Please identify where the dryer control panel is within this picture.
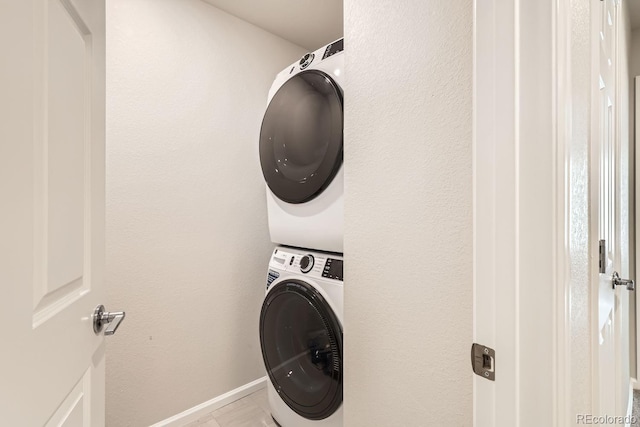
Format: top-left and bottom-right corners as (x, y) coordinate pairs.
(322, 38), (344, 60)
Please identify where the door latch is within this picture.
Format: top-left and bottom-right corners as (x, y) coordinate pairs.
(471, 343), (495, 381)
(93, 305), (126, 336)
(612, 271), (635, 291)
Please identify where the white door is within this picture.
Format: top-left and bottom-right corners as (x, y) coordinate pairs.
(592, 0), (631, 418)
(0, 0), (107, 425)
(474, 0), (633, 425)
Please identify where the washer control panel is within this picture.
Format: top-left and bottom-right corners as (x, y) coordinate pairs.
(269, 247), (343, 282)
(322, 258), (343, 281)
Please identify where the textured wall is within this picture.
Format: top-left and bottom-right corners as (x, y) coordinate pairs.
(105, 1), (305, 425)
(343, 1), (473, 425)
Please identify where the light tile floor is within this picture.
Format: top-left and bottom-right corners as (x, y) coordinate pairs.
(183, 388), (277, 427)
(633, 390), (640, 427)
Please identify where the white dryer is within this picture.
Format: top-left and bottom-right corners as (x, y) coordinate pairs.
(259, 39), (344, 253)
(259, 246), (343, 427)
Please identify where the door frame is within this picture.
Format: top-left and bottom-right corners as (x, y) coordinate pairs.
(636, 75), (640, 390)
(473, 0), (572, 424)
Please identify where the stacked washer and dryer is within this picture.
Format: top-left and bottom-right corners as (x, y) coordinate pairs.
(258, 38), (345, 427)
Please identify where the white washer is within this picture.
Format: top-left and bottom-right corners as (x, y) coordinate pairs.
(259, 39), (344, 253)
(259, 246), (343, 427)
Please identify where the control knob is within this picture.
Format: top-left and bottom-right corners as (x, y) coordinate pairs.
(300, 255), (314, 273)
(299, 53), (314, 69)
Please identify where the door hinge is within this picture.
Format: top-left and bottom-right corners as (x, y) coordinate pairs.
(599, 239), (606, 274)
(471, 343), (495, 381)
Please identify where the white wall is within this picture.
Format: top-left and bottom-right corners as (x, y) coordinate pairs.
(105, 1), (306, 425)
(343, 1), (473, 425)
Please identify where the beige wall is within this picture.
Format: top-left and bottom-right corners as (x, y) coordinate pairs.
(105, 1), (305, 425)
(343, 0), (473, 425)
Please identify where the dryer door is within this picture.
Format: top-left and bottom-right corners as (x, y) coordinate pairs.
(259, 279), (342, 420)
(259, 70), (343, 204)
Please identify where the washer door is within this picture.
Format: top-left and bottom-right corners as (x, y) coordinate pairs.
(259, 280), (342, 420)
(259, 70), (343, 204)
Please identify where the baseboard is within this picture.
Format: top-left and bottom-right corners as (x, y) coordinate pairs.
(149, 377), (267, 427)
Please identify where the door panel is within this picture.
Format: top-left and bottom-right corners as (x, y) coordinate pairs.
(33, 0), (94, 327)
(41, 0), (89, 303)
(593, 0), (630, 418)
(45, 371), (90, 427)
(595, 0), (616, 415)
(0, 0), (106, 424)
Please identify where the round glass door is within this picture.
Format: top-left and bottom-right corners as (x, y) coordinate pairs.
(259, 280), (343, 420)
(259, 70), (343, 204)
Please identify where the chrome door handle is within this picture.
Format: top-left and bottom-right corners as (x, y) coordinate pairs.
(93, 305), (126, 335)
(612, 272), (635, 291)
